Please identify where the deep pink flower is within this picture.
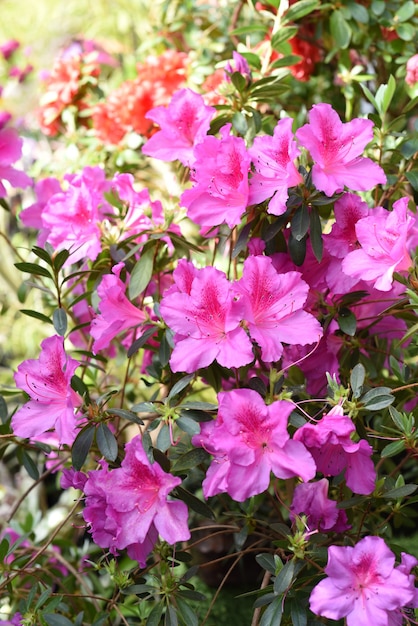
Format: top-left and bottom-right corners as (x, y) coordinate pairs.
(406, 53), (418, 86)
(0, 127), (32, 198)
(290, 478), (350, 533)
(342, 197), (415, 291)
(192, 389), (316, 501)
(180, 124), (251, 229)
(90, 263), (147, 353)
(12, 335), (82, 445)
(225, 51), (252, 82)
(82, 436), (190, 567)
(19, 176), (62, 244)
(248, 118), (302, 215)
(235, 255), (323, 362)
(160, 262), (254, 372)
(294, 404), (376, 494)
(0, 39), (19, 60)
(142, 88), (215, 167)
(309, 536), (418, 626)
(324, 192), (370, 259)
(296, 103), (386, 196)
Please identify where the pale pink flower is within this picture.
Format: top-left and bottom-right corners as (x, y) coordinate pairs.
(310, 536), (418, 626)
(342, 197), (415, 291)
(192, 389), (316, 501)
(0, 127), (32, 198)
(142, 88), (215, 167)
(296, 103), (386, 196)
(406, 53), (418, 86)
(180, 124), (251, 229)
(248, 118), (302, 215)
(290, 478), (350, 533)
(160, 262), (254, 372)
(19, 177), (62, 245)
(12, 335), (82, 445)
(235, 255), (323, 362)
(294, 404), (376, 494)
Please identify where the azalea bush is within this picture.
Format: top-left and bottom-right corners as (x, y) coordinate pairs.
(1, 0), (418, 625)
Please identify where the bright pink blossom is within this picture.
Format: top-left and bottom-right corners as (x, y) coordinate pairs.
(248, 118), (302, 215)
(142, 88), (215, 167)
(406, 53), (418, 86)
(342, 197), (415, 291)
(90, 263), (147, 353)
(290, 478), (350, 533)
(235, 255), (323, 362)
(324, 192), (370, 258)
(180, 124), (250, 229)
(192, 389), (316, 501)
(82, 436), (190, 567)
(0, 127), (32, 198)
(12, 335), (82, 445)
(294, 404), (376, 494)
(160, 261), (254, 372)
(309, 536), (418, 626)
(296, 103), (386, 196)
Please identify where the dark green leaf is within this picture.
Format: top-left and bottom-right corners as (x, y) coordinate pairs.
(179, 409), (213, 422)
(255, 553), (276, 575)
(146, 604), (164, 626)
(106, 408), (144, 424)
(72, 425), (95, 470)
(130, 401), (157, 414)
(290, 598), (307, 626)
(168, 375), (194, 400)
(309, 209), (323, 262)
(43, 615), (74, 626)
(53, 249), (70, 271)
(15, 262), (53, 279)
(284, 0), (319, 23)
(20, 309), (54, 325)
(159, 332), (171, 367)
(350, 363), (365, 398)
(232, 222), (252, 258)
(288, 233), (307, 265)
(32, 246), (53, 266)
(338, 308), (356, 336)
(371, 0), (385, 15)
(347, 1), (369, 22)
(0, 395), (8, 424)
(172, 448), (208, 472)
(260, 595), (283, 626)
(127, 326), (156, 357)
(0, 538), (9, 562)
(176, 597), (199, 626)
(53, 308), (67, 336)
(176, 416), (200, 436)
(19, 449), (39, 480)
(71, 375), (89, 398)
(271, 26), (298, 49)
(230, 24), (269, 36)
(381, 440), (406, 458)
(382, 484), (417, 500)
(330, 9), (352, 48)
(173, 486), (215, 519)
(156, 423), (171, 452)
(96, 423), (118, 461)
(129, 246), (155, 300)
(180, 402), (217, 411)
(292, 204), (310, 241)
(230, 72), (246, 93)
(165, 605), (178, 626)
(232, 111), (248, 135)
(274, 559), (295, 595)
(406, 171), (418, 191)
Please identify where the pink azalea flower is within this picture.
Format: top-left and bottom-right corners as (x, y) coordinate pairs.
(324, 192), (370, 259)
(309, 536), (418, 626)
(248, 117), (302, 215)
(160, 261), (254, 372)
(235, 255), (323, 362)
(290, 478), (350, 533)
(90, 263), (147, 353)
(342, 197), (415, 291)
(12, 335), (82, 446)
(294, 404), (376, 494)
(296, 103), (386, 196)
(225, 51), (252, 82)
(180, 124), (251, 230)
(82, 436), (190, 567)
(142, 88), (216, 167)
(405, 53), (418, 86)
(192, 389), (316, 501)
(0, 127), (32, 198)
(19, 176), (62, 244)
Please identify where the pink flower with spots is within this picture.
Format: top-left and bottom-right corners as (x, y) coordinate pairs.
(142, 88), (215, 167)
(342, 197), (415, 291)
(180, 124), (250, 230)
(0, 127), (32, 198)
(160, 261), (254, 372)
(296, 103), (386, 196)
(248, 117), (302, 215)
(309, 536), (418, 626)
(12, 335), (82, 446)
(294, 404), (376, 494)
(192, 389), (316, 501)
(235, 255), (323, 362)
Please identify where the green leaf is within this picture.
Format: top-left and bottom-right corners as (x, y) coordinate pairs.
(0, 395), (8, 423)
(330, 9), (352, 49)
(129, 246), (155, 300)
(382, 484), (417, 500)
(18, 449), (39, 480)
(255, 553), (277, 575)
(176, 597), (199, 626)
(284, 0), (319, 23)
(396, 23), (415, 41)
(15, 262), (53, 279)
(405, 171), (418, 191)
(168, 374), (194, 400)
(156, 423), (171, 452)
(159, 332), (171, 367)
(0, 537), (9, 562)
(371, 0), (386, 16)
(173, 486), (215, 519)
(260, 595), (283, 626)
(291, 204), (310, 241)
(361, 387), (394, 410)
(53, 308), (67, 336)
(106, 408), (144, 425)
(176, 416), (200, 436)
(338, 308), (356, 336)
(165, 605), (178, 626)
(309, 208), (323, 262)
(32, 246), (53, 266)
(232, 111), (248, 135)
(290, 598), (307, 626)
(43, 616), (74, 626)
(146, 604), (164, 626)
(20, 309), (54, 325)
(381, 440), (406, 458)
(395, 1), (415, 22)
(72, 425), (95, 470)
(274, 559), (295, 595)
(347, 1), (369, 23)
(360, 84), (378, 111)
(350, 363), (365, 398)
(53, 249), (70, 271)
(271, 26), (298, 49)
(288, 233), (307, 266)
(127, 326), (156, 357)
(230, 24), (269, 36)
(230, 71), (247, 93)
(96, 423), (118, 461)
(172, 448), (209, 473)
(375, 75), (396, 115)
(71, 375), (89, 399)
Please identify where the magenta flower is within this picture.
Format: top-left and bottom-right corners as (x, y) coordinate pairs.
(296, 103), (386, 196)
(248, 118), (302, 215)
(342, 197), (415, 291)
(0, 127), (32, 198)
(12, 335), (82, 446)
(142, 88), (215, 167)
(294, 404), (376, 494)
(82, 436), (190, 567)
(290, 478), (350, 533)
(90, 263), (147, 353)
(309, 536), (418, 626)
(180, 124), (251, 229)
(160, 261), (254, 372)
(235, 255), (323, 362)
(192, 389), (316, 501)
(324, 192), (370, 259)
